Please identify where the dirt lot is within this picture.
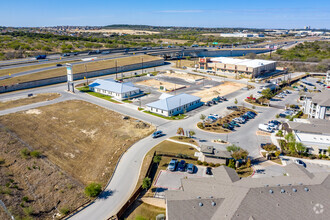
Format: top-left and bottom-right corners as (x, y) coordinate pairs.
(75, 29), (160, 35)
(1, 55), (162, 85)
(136, 78), (186, 91)
(163, 71), (206, 82)
(0, 100), (154, 186)
(0, 127), (87, 219)
(0, 93), (61, 111)
(193, 81), (246, 102)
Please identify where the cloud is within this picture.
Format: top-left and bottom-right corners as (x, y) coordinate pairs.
(159, 10), (204, 13)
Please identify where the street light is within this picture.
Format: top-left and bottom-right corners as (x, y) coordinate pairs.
(141, 57), (144, 74)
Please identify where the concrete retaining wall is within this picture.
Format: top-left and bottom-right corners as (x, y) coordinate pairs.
(195, 49), (270, 57)
(0, 59), (164, 93)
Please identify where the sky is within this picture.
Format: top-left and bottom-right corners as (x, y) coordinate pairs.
(1, 0), (329, 29)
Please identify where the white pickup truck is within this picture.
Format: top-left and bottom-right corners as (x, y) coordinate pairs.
(258, 124), (273, 133)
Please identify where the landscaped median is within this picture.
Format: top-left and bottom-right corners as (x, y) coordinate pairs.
(197, 106), (257, 133)
(77, 86), (122, 103)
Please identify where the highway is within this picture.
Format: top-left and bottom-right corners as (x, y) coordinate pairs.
(0, 64), (288, 219)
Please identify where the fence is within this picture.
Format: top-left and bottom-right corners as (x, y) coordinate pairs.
(155, 151), (197, 160)
(114, 152), (156, 220)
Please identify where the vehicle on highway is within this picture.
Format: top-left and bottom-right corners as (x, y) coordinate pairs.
(56, 64), (62, 67)
(187, 164), (195, 174)
(168, 159), (178, 171)
(177, 160), (186, 172)
(73, 52), (78, 56)
(101, 51), (110, 54)
(227, 106), (238, 110)
(206, 167), (212, 175)
(258, 124), (273, 133)
(63, 53), (70, 57)
(192, 44), (199, 47)
(152, 130), (163, 138)
(294, 159), (306, 168)
(35, 55), (47, 60)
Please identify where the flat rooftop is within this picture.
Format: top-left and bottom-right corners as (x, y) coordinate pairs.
(210, 57), (276, 68)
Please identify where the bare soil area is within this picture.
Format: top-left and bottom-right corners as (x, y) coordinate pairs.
(163, 71), (206, 82)
(0, 100), (154, 186)
(0, 127), (87, 220)
(193, 81), (246, 102)
(0, 93), (61, 111)
(136, 79), (186, 91)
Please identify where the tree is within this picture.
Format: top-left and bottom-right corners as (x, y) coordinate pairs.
(232, 149), (249, 160)
(227, 160), (235, 169)
(200, 114), (206, 121)
(261, 88), (273, 99)
(295, 142), (306, 154)
(84, 183), (102, 197)
(142, 177), (151, 189)
(177, 127), (184, 137)
(189, 130), (196, 138)
(153, 155), (162, 164)
(234, 98), (238, 105)
(275, 151), (281, 158)
(246, 158), (251, 167)
(226, 144), (241, 153)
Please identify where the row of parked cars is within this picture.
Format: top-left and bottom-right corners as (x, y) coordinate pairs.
(224, 111), (257, 130)
(168, 159), (213, 175)
(275, 90), (292, 98)
(168, 159), (195, 173)
(204, 96), (227, 106)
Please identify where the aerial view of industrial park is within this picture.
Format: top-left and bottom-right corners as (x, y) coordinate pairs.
(0, 0), (329, 219)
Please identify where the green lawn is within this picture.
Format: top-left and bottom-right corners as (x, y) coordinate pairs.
(143, 111), (186, 120)
(77, 86), (121, 103)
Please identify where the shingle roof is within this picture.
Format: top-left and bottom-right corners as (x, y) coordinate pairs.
(165, 164), (330, 220)
(89, 79), (139, 94)
(146, 93), (201, 111)
(311, 90), (330, 106)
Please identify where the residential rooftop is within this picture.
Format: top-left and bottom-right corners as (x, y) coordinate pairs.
(165, 164), (330, 220)
(288, 118), (330, 135)
(88, 78), (139, 94)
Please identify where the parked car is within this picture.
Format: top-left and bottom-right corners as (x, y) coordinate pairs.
(187, 164), (195, 174)
(294, 159), (306, 168)
(209, 114), (220, 119)
(227, 106), (238, 110)
(177, 160), (186, 172)
(258, 124), (273, 133)
(244, 113), (254, 119)
(268, 122), (279, 130)
(206, 101), (213, 106)
(247, 111), (257, 116)
(207, 116), (217, 122)
(269, 120), (281, 125)
(229, 121), (240, 127)
(152, 130), (163, 138)
(206, 167), (212, 175)
(168, 159), (178, 171)
(222, 123), (234, 130)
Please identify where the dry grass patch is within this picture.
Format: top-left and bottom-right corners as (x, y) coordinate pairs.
(0, 127), (87, 219)
(1, 55), (162, 85)
(0, 100), (154, 186)
(0, 93), (60, 111)
(193, 81), (246, 102)
(163, 71), (206, 82)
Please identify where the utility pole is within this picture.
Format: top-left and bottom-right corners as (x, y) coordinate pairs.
(84, 64), (88, 85)
(141, 57), (144, 74)
(115, 60), (118, 80)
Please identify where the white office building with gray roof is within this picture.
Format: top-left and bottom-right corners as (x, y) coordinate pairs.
(88, 78), (143, 101)
(302, 90), (330, 120)
(146, 93), (202, 117)
(165, 164), (330, 220)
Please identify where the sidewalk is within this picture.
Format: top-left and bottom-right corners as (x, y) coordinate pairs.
(280, 155), (330, 166)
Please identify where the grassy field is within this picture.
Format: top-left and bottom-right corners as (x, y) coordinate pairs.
(0, 60), (76, 77)
(0, 100), (154, 186)
(122, 201), (165, 220)
(143, 111), (186, 120)
(0, 55), (162, 85)
(169, 136), (198, 146)
(77, 86), (121, 103)
(0, 93), (60, 111)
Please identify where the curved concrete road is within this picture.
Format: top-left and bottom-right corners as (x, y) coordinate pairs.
(0, 71), (284, 220)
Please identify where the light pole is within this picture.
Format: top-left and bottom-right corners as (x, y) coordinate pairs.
(85, 64), (88, 85)
(141, 57), (144, 74)
(115, 60), (118, 80)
